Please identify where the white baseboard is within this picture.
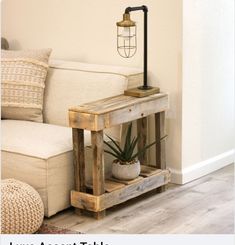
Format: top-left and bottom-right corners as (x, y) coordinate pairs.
(170, 150), (235, 184)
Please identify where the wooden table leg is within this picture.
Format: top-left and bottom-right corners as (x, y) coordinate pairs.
(72, 128), (86, 215)
(91, 130), (106, 219)
(137, 117), (148, 165)
(155, 111), (167, 192)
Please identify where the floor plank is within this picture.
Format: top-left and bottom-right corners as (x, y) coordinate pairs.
(45, 164), (234, 234)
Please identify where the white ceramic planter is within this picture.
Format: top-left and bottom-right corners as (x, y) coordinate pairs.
(112, 160), (141, 180)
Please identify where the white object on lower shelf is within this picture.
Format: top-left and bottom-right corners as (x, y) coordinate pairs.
(112, 160), (141, 181)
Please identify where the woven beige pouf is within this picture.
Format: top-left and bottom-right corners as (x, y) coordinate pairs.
(1, 179), (44, 234)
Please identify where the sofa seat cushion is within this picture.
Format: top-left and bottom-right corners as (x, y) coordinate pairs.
(1, 120), (113, 217)
(2, 119), (90, 159)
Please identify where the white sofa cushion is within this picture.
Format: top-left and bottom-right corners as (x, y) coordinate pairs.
(2, 120), (73, 159)
(1, 120), (113, 217)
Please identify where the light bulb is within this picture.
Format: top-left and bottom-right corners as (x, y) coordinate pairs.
(122, 27), (132, 41)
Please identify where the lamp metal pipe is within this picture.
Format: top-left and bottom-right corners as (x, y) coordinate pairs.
(124, 5), (149, 89)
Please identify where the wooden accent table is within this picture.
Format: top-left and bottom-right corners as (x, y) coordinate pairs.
(69, 93), (170, 219)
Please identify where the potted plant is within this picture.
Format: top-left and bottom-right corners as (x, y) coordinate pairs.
(104, 123), (167, 181)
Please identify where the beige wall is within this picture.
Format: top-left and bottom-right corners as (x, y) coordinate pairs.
(179, 0), (234, 183)
(1, 0), (183, 176)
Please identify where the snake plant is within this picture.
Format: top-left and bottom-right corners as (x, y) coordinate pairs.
(104, 123), (167, 165)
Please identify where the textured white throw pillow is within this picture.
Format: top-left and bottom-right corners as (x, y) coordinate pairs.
(1, 49), (52, 122)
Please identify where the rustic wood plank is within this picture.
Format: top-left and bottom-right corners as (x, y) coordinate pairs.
(69, 94), (169, 131)
(104, 180), (125, 192)
(109, 176), (144, 185)
(86, 180), (125, 193)
(69, 112), (96, 131)
(124, 87), (160, 97)
(155, 111), (167, 192)
(155, 111), (166, 169)
(70, 93), (167, 114)
(71, 169), (170, 212)
(71, 191), (100, 212)
(137, 117), (148, 165)
(140, 165), (162, 177)
(91, 130), (106, 219)
(72, 128), (86, 215)
(101, 170), (170, 211)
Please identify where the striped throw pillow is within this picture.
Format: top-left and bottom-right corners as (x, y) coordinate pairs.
(1, 49), (52, 122)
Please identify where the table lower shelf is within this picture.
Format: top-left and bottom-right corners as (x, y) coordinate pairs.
(71, 167), (171, 213)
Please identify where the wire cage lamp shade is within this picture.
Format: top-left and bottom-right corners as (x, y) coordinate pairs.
(117, 14), (137, 58)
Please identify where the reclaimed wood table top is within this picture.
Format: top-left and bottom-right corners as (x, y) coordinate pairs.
(69, 92), (169, 131)
(69, 93), (168, 115)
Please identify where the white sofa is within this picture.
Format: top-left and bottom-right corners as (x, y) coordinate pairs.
(1, 59), (142, 217)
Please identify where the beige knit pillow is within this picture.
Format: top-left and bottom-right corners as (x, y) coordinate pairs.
(1, 49), (52, 122)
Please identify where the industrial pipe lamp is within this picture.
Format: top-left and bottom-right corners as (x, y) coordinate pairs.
(117, 5), (159, 97)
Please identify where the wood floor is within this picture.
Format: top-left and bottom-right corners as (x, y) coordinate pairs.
(44, 164), (234, 234)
